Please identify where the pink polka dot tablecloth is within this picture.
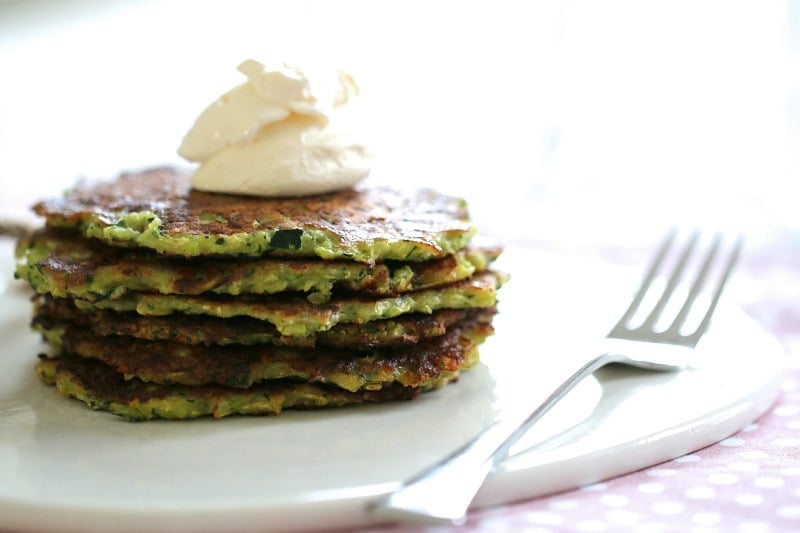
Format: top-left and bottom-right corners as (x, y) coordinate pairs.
(372, 235), (800, 533)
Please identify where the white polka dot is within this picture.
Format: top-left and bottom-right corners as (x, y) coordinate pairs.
(581, 482), (608, 492)
(735, 494), (764, 506)
(780, 466), (800, 476)
(632, 524), (668, 533)
(481, 516), (545, 532)
(576, 519), (608, 532)
(600, 494), (629, 508)
(783, 379), (798, 392)
(548, 499), (579, 511)
(685, 486), (716, 500)
(774, 405), (800, 417)
(674, 454), (701, 463)
(737, 450), (768, 460)
(637, 482), (665, 494)
(787, 420), (800, 430)
(741, 423), (759, 432)
(524, 511), (564, 526)
(708, 472), (739, 485)
(773, 437), (800, 447)
(778, 505), (800, 519)
(652, 501), (683, 515)
(606, 510), (639, 526)
(648, 469), (676, 478)
(720, 437), (745, 447)
(692, 512), (722, 526)
(737, 522), (769, 533)
(755, 476), (784, 489)
(730, 461), (760, 472)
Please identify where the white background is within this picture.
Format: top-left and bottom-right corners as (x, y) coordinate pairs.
(1, 0), (798, 247)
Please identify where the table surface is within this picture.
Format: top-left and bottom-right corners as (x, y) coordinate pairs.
(1, 1), (799, 532)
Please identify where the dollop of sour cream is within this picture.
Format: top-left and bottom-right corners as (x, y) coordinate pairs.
(178, 59), (371, 197)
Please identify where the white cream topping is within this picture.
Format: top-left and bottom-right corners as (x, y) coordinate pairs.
(178, 59), (371, 197)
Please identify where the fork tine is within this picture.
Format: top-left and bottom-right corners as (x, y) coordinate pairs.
(683, 235), (744, 345)
(667, 233), (723, 335)
(640, 230), (700, 331)
(610, 229), (678, 333)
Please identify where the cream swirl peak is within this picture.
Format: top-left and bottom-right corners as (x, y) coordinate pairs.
(178, 59), (371, 197)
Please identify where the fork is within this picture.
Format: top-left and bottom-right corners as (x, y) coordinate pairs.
(369, 229), (743, 525)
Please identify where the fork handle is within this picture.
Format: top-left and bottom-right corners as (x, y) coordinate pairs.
(369, 352), (622, 525)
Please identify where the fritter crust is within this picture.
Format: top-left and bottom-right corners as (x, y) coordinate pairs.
(33, 167), (476, 263)
(41, 319), (493, 391)
(17, 228), (501, 303)
(37, 355), (428, 421)
(35, 296), (497, 350)
(66, 271), (506, 337)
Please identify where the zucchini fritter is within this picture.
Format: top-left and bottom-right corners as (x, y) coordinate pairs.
(37, 356), (430, 421)
(40, 319), (493, 392)
(35, 297), (497, 350)
(67, 271), (506, 337)
(17, 228), (501, 303)
(33, 167), (476, 263)
(17, 167), (507, 421)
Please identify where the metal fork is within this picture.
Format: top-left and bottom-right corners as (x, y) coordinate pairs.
(369, 229), (743, 525)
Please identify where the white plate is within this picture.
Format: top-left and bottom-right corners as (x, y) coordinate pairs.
(0, 242), (785, 532)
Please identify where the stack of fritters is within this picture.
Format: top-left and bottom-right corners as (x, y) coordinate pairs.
(15, 167), (506, 421)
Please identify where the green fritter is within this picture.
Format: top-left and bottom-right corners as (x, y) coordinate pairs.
(37, 355), (436, 421)
(33, 167), (476, 263)
(34, 296), (497, 349)
(68, 271), (507, 337)
(16, 228), (501, 303)
(41, 319), (493, 392)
